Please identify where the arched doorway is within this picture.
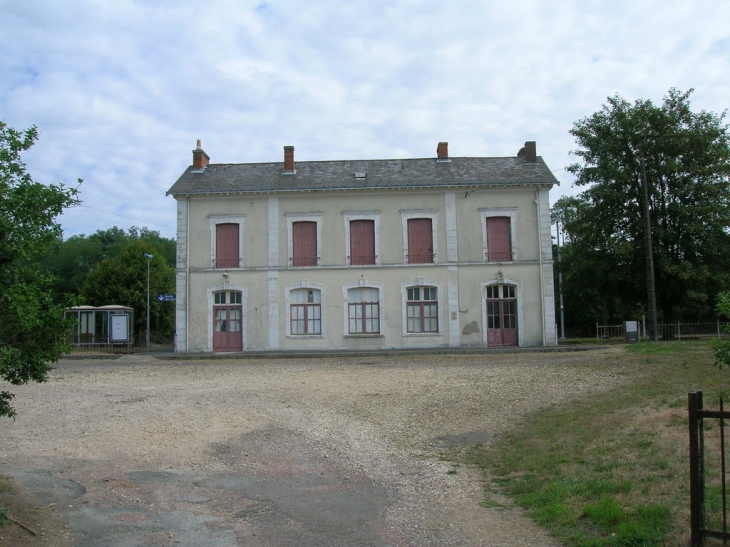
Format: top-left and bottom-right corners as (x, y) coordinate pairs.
(212, 290), (243, 352)
(485, 284), (517, 347)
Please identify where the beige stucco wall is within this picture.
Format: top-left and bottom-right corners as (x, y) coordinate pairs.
(175, 185), (556, 352)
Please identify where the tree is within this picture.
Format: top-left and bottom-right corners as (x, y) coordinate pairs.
(0, 123), (79, 418)
(564, 89), (730, 323)
(82, 242), (175, 338)
(41, 226), (176, 303)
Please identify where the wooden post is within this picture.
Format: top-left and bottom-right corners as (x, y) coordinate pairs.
(689, 391), (705, 547)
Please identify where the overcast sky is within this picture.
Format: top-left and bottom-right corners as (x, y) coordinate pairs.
(2, 0), (728, 240)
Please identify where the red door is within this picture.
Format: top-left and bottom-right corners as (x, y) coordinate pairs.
(486, 285), (517, 346)
(213, 305), (243, 351)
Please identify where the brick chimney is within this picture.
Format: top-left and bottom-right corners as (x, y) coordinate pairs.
(283, 146), (295, 174)
(521, 141), (537, 163)
(437, 142), (449, 161)
(192, 139), (210, 170)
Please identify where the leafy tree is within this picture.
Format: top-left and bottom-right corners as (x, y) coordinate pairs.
(564, 89), (730, 323)
(0, 123), (79, 418)
(42, 226), (176, 303)
(82, 242), (175, 338)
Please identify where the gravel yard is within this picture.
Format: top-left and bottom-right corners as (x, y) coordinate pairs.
(0, 348), (630, 546)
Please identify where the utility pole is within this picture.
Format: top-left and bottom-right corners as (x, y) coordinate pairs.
(638, 152), (659, 342)
(556, 220), (566, 340)
(144, 253), (154, 351)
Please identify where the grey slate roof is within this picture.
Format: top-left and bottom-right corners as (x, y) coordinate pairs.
(166, 155), (559, 196)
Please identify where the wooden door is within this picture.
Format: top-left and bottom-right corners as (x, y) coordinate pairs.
(213, 305), (243, 351)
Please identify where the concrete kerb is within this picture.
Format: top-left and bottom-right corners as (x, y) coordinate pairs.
(61, 345), (607, 362)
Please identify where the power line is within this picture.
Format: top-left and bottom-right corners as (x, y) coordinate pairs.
(77, 204), (175, 230)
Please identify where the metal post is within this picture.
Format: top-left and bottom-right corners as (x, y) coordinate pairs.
(144, 253), (153, 351)
(557, 220), (566, 340)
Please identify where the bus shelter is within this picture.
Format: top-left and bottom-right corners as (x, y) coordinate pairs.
(64, 305), (134, 346)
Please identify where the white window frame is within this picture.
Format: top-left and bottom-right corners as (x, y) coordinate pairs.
(479, 208), (517, 262)
(400, 209), (439, 264)
(209, 215), (245, 269)
(342, 279), (384, 336)
(284, 280), (326, 338)
(401, 278), (444, 336)
(286, 213), (323, 267)
(343, 211), (381, 266)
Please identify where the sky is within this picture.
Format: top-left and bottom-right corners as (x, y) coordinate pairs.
(1, 0), (728, 241)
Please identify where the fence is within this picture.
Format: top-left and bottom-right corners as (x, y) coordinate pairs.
(688, 391), (729, 547)
(596, 321), (730, 343)
(68, 333), (175, 355)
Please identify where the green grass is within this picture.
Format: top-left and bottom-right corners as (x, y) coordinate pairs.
(458, 341), (728, 547)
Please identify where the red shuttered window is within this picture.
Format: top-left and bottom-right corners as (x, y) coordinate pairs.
(486, 217), (512, 262)
(216, 223), (239, 268)
(349, 219), (375, 265)
(407, 218), (433, 264)
(292, 221), (317, 267)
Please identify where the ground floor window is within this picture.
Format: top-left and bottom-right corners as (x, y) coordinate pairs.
(406, 286), (438, 333)
(290, 288), (322, 335)
(348, 287), (380, 334)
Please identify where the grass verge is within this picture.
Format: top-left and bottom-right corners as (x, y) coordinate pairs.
(462, 342), (728, 547)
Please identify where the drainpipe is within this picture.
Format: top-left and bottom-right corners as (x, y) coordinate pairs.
(536, 189), (546, 345)
(185, 196), (191, 352)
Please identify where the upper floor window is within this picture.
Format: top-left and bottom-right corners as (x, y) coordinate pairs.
(347, 287), (380, 334)
(292, 221), (317, 266)
(401, 210), (438, 264)
(290, 288), (321, 335)
(480, 209), (517, 262)
(216, 223), (240, 268)
(344, 211), (380, 266)
(349, 219), (376, 265)
(407, 219), (433, 263)
(287, 213), (322, 267)
(210, 215), (244, 269)
(406, 286), (439, 333)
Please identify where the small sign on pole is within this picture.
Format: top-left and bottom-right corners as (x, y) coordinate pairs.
(157, 294), (176, 302)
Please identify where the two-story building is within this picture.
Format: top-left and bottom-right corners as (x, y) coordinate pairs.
(166, 141), (558, 352)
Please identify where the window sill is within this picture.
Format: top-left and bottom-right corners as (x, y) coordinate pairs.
(344, 334), (384, 338)
(287, 334), (324, 339)
(403, 332), (441, 337)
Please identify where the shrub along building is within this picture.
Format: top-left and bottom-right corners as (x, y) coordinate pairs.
(166, 141), (558, 352)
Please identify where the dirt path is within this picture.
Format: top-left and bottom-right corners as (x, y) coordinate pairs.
(0, 349), (629, 546)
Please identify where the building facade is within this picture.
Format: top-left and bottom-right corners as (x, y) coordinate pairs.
(167, 141), (558, 352)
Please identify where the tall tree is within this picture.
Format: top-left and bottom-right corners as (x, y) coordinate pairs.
(0, 123), (79, 418)
(565, 89), (730, 322)
(42, 226), (175, 303)
(82, 242), (175, 338)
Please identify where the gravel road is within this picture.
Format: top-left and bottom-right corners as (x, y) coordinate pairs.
(0, 348), (629, 546)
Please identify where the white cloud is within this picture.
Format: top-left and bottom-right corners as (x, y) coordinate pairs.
(1, 0), (728, 239)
